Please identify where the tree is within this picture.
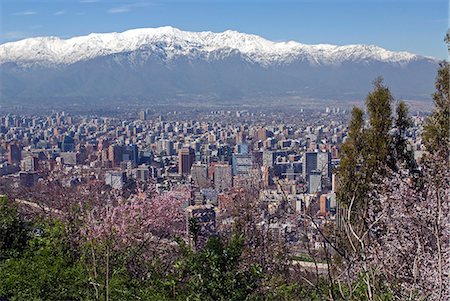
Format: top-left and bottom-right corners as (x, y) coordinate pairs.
(81, 184), (189, 301)
(367, 159), (449, 301)
(0, 221), (89, 301)
(423, 61), (449, 159)
(365, 77), (394, 175)
(0, 196), (29, 260)
(175, 235), (263, 301)
(393, 101), (415, 169)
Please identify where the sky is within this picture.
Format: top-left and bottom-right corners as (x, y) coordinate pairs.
(0, 0), (448, 59)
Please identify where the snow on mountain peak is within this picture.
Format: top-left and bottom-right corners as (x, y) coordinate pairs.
(0, 26), (421, 67)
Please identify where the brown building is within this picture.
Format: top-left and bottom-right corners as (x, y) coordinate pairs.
(320, 194), (328, 216)
(8, 143), (21, 165)
(98, 138), (109, 152)
(178, 146), (195, 175)
(108, 145), (123, 167)
(257, 128), (268, 141)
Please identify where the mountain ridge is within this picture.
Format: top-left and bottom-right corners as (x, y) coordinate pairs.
(0, 26), (439, 103)
(0, 26), (434, 67)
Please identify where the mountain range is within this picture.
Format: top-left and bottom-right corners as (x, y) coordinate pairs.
(0, 26), (439, 104)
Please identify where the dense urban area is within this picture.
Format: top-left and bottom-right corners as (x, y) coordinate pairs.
(0, 63), (448, 301)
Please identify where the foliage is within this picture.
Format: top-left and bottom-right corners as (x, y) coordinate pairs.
(0, 196), (29, 261)
(0, 221), (89, 301)
(175, 235), (263, 301)
(423, 61), (449, 158)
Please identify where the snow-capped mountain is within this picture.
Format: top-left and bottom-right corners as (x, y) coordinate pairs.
(0, 26), (439, 103)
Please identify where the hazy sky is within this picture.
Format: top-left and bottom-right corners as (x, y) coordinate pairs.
(1, 0), (448, 59)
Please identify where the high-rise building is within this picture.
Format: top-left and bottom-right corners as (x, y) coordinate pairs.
(308, 170), (322, 194)
(214, 163), (232, 192)
(61, 135), (75, 152)
(21, 156), (39, 172)
(257, 128), (268, 141)
(302, 152), (317, 180)
(178, 146), (195, 175)
(232, 153), (253, 176)
(7, 143), (21, 165)
(123, 144), (139, 167)
(262, 150), (275, 167)
(139, 110), (147, 121)
(97, 138), (109, 152)
(317, 151), (332, 183)
(108, 145), (123, 167)
(191, 163), (210, 188)
(303, 151), (331, 184)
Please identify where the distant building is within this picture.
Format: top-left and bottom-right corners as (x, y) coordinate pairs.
(139, 110), (148, 121)
(8, 143), (21, 165)
(122, 144), (138, 167)
(214, 163), (232, 192)
(232, 153), (253, 176)
(108, 145), (123, 167)
(178, 146), (195, 175)
(303, 151), (331, 189)
(134, 165), (150, 182)
(97, 138), (109, 152)
(19, 171), (39, 187)
(191, 163), (210, 188)
(320, 193), (337, 216)
(186, 204), (216, 249)
(61, 136), (75, 152)
(21, 156), (39, 172)
(59, 152), (80, 165)
(308, 170), (322, 194)
(105, 171), (127, 190)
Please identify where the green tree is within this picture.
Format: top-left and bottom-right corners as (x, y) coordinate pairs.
(176, 235), (263, 301)
(393, 101), (415, 169)
(0, 221), (89, 301)
(365, 77), (394, 175)
(423, 61), (449, 159)
(0, 196), (29, 260)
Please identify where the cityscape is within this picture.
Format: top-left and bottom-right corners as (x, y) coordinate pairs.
(0, 0), (448, 300)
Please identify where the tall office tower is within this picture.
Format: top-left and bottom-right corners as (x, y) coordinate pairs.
(257, 128), (268, 141)
(302, 151), (317, 180)
(123, 144), (139, 167)
(139, 110), (147, 121)
(317, 151), (332, 184)
(158, 139), (174, 156)
(214, 163), (233, 192)
(217, 144), (232, 163)
(97, 138), (109, 152)
(7, 143), (21, 165)
(262, 150), (275, 167)
(108, 144), (123, 167)
(178, 146), (195, 175)
(236, 131), (246, 144)
(61, 135), (75, 152)
(308, 170), (322, 194)
(303, 151), (331, 190)
(191, 163), (210, 188)
(235, 143), (249, 155)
